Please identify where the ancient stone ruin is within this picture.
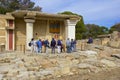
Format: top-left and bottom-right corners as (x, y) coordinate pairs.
(0, 31), (120, 80)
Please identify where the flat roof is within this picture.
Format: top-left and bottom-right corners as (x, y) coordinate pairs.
(11, 10), (80, 20)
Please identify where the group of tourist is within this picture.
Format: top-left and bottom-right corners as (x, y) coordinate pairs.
(29, 38), (77, 54)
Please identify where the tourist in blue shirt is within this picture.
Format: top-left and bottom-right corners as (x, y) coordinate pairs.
(36, 39), (42, 53)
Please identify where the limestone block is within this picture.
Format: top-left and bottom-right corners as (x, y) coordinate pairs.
(16, 67), (27, 72)
(10, 58), (21, 64)
(7, 70), (19, 77)
(59, 65), (70, 75)
(49, 59), (58, 65)
(0, 66), (9, 74)
(73, 53), (81, 59)
(0, 74), (3, 80)
(70, 65), (79, 74)
(38, 69), (54, 79)
(24, 63), (31, 67)
(82, 59), (103, 68)
(100, 59), (116, 67)
(79, 69), (90, 74)
(78, 63), (93, 69)
(72, 59), (79, 65)
(58, 59), (72, 66)
(111, 54), (120, 59)
(52, 67), (61, 77)
(0, 57), (11, 63)
(85, 50), (98, 55)
(89, 66), (100, 73)
(34, 72), (41, 79)
(29, 75), (36, 80)
(40, 59), (53, 68)
(108, 41), (120, 48)
(27, 67), (39, 71)
(6, 73), (14, 78)
(39, 69), (54, 76)
(99, 52), (110, 58)
(22, 56), (34, 62)
(65, 55), (74, 60)
(17, 71), (29, 80)
(83, 50), (98, 59)
(23, 57), (38, 67)
(16, 61), (24, 68)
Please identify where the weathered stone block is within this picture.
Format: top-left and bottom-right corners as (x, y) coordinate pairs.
(108, 41), (120, 48)
(100, 59), (116, 67)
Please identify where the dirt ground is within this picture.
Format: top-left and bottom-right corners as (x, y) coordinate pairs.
(52, 68), (120, 80)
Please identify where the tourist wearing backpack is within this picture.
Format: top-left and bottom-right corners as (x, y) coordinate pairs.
(29, 38), (35, 53)
(57, 39), (62, 53)
(73, 39), (77, 52)
(71, 39), (74, 52)
(36, 39), (42, 53)
(44, 39), (49, 53)
(50, 38), (56, 53)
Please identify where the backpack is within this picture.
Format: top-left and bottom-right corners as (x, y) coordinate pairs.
(57, 40), (61, 46)
(44, 40), (49, 47)
(51, 40), (56, 47)
(28, 42), (31, 47)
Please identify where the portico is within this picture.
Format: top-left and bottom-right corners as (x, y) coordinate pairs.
(0, 10), (80, 50)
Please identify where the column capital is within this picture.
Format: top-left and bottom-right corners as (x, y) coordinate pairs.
(24, 19), (35, 23)
(65, 19), (78, 26)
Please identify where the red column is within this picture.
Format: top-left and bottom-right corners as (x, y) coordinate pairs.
(9, 30), (13, 50)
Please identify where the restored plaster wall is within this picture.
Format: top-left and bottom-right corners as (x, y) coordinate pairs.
(0, 18), (6, 44)
(15, 18), (26, 50)
(34, 20), (47, 40)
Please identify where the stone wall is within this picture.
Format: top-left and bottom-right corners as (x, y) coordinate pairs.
(15, 18), (26, 50)
(60, 21), (65, 40)
(108, 31), (120, 48)
(0, 18), (6, 43)
(0, 17), (6, 51)
(34, 20), (47, 40)
(93, 38), (110, 46)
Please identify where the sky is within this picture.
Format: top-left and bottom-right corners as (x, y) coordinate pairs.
(31, 0), (120, 28)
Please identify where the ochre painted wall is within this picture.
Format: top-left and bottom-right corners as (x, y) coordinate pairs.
(0, 18), (6, 44)
(33, 20), (66, 41)
(60, 21), (65, 40)
(15, 18), (26, 50)
(34, 20), (47, 40)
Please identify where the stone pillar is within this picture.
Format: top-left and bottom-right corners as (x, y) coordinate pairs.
(24, 19), (35, 50)
(65, 19), (78, 40)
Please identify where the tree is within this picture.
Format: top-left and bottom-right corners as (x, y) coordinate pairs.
(75, 16), (87, 39)
(59, 11), (87, 40)
(85, 24), (109, 38)
(109, 23), (120, 33)
(0, 0), (42, 14)
(58, 11), (78, 16)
